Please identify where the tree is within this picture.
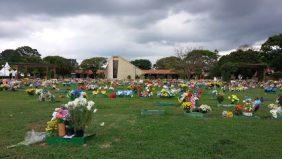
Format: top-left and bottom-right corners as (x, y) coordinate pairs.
(130, 59), (152, 70)
(15, 46), (41, 57)
(0, 49), (23, 63)
(217, 49), (263, 80)
(0, 46), (42, 64)
(176, 47), (218, 79)
(43, 56), (78, 76)
(154, 56), (180, 70)
(80, 57), (107, 76)
(260, 34), (282, 71)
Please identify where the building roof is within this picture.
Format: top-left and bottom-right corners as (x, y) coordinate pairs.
(73, 69), (93, 75)
(142, 69), (177, 75)
(96, 70), (106, 74)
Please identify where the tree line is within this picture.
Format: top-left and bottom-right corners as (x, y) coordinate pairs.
(0, 34), (281, 79)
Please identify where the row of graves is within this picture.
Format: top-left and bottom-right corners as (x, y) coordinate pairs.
(1, 78), (281, 147)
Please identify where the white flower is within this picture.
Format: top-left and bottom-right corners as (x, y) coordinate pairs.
(87, 105), (92, 111)
(100, 122), (105, 126)
(93, 109), (98, 113)
(88, 101), (95, 107)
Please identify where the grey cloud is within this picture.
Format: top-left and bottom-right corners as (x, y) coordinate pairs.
(0, 0), (281, 60)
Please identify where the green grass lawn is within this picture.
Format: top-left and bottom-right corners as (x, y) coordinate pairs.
(0, 87), (281, 159)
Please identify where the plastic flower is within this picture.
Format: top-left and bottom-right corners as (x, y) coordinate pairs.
(228, 95), (239, 104)
(182, 102), (192, 110)
(93, 109), (98, 113)
(199, 104), (212, 112)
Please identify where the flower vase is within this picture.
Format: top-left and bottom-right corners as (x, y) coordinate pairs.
(75, 129), (84, 137)
(58, 123), (66, 137)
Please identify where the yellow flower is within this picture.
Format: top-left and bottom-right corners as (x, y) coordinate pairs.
(93, 90), (99, 95)
(182, 102), (192, 109)
(227, 111), (233, 118)
(101, 90), (106, 94)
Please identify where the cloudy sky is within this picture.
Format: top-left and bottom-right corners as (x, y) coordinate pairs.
(0, 0), (281, 63)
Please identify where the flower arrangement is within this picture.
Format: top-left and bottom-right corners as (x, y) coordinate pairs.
(234, 104), (244, 115)
(35, 89), (43, 95)
(108, 92), (116, 99)
(178, 92), (200, 113)
(92, 89), (99, 95)
(268, 103), (278, 109)
(46, 119), (59, 136)
(67, 90), (86, 100)
(158, 88), (175, 98)
(179, 83), (188, 91)
(46, 107), (69, 137)
(65, 98), (97, 137)
(38, 90), (55, 102)
(181, 102), (192, 112)
(198, 104), (212, 113)
(26, 88), (36, 96)
(222, 111), (233, 118)
(228, 94), (239, 104)
(268, 103), (282, 118)
(92, 88), (108, 97)
(242, 100), (253, 117)
(116, 90), (134, 97)
(0, 84), (9, 90)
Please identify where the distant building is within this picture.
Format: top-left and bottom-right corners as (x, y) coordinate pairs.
(106, 56), (143, 80)
(103, 56), (178, 80)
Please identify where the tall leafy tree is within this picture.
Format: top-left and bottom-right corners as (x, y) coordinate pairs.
(0, 46), (42, 64)
(43, 56), (78, 76)
(130, 59), (152, 70)
(217, 49), (263, 80)
(80, 57), (107, 76)
(260, 34), (282, 71)
(176, 48), (218, 79)
(15, 46), (41, 57)
(154, 56), (180, 70)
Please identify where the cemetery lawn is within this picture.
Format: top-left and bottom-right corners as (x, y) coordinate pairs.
(0, 88), (281, 159)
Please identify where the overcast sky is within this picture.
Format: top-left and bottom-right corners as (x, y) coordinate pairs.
(0, 0), (281, 63)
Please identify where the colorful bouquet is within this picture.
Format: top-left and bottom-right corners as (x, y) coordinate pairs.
(178, 92), (199, 112)
(158, 88), (175, 98)
(243, 100), (253, 117)
(228, 94), (239, 104)
(38, 90), (55, 102)
(26, 88), (36, 96)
